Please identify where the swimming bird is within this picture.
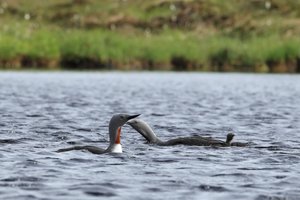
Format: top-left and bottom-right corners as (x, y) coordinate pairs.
(56, 114), (140, 154)
(127, 119), (243, 147)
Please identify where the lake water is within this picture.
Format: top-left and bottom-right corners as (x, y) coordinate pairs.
(0, 72), (299, 200)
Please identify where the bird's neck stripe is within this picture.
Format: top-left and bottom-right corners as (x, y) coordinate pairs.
(115, 127), (121, 144)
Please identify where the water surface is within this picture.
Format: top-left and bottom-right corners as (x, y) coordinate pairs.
(0, 72), (299, 200)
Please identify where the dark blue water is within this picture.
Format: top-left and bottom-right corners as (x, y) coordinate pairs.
(0, 72), (299, 200)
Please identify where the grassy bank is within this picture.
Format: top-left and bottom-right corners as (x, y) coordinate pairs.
(1, 0), (300, 72)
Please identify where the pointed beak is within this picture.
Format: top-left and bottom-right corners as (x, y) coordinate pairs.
(127, 114), (140, 121)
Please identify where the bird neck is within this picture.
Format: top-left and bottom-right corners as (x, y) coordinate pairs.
(141, 127), (161, 144)
(128, 120), (163, 144)
(107, 125), (123, 153)
(226, 134), (234, 144)
(109, 125), (122, 143)
(106, 128), (123, 153)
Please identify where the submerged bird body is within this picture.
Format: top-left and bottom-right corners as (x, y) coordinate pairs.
(127, 119), (238, 147)
(162, 136), (228, 146)
(230, 141), (248, 147)
(56, 114), (140, 154)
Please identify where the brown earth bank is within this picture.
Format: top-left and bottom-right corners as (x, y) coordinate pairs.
(1, 57), (300, 73)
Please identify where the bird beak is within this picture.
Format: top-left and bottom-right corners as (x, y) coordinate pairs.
(127, 114), (140, 120)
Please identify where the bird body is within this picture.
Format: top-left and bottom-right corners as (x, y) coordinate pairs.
(127, 119), (244, 147)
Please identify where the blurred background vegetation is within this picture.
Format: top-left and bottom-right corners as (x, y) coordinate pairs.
(0, 0), (300, 72)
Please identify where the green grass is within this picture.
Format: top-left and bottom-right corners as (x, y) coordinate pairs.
(1, 0), (300, 72)
(1, 24), (299, 71)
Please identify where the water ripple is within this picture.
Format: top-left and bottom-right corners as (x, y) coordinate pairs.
(198, 184), (229, 192)
(0, 72), (299, 200)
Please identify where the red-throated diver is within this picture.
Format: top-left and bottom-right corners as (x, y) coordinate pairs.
(56, 114), (140, 154)
(127, 119), (247, 147)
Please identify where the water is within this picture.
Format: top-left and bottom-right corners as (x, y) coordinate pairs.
(0, 72), (299, 200)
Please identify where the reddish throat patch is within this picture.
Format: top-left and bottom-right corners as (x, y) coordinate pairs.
(115, 127), (121, 144)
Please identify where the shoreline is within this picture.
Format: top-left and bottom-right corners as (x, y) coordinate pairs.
(1, 57), (299, 73)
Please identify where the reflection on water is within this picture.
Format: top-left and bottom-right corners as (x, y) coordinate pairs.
(0, 72), (299, 200)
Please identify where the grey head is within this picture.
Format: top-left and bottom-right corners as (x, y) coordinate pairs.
(109, 114), (140, 145)
(127, 118), (160, 144)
